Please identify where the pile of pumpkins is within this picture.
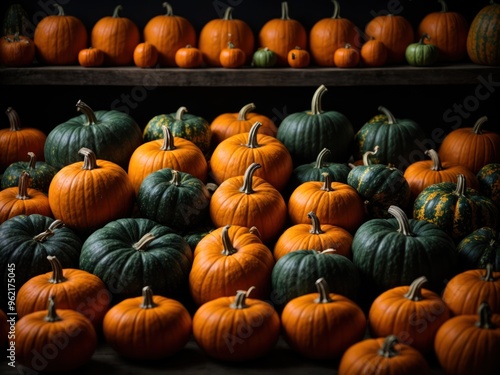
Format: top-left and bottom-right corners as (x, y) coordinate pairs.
(1, 0), (500, 68)
(0, 79), (499, 373)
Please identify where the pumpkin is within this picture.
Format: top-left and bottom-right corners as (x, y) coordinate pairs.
(252, 47), (278, 68)
(442, 263), (500, 315)
(368, 276), (451, 354)
(309, 0), (361, 67)
(287, 46), (310, 68)
(103, 285), (192, 359)
(0, 171), (52, 224)
(467, 0), (500, 66)
(353, 105), (426, 170)
(403, 148), (479, 203)
(338, 335), (431, 375)
(15, 296), (97, 372)
(79, 217), (193, 302)
(258, 1), (307, 66)
(477, 163), (500, 208)
(192, 287), (280, 361)
(288, 173), (365, 234)
(365, 13), (415, 64)
(434, 302), (500, 375)
(417, 0), (469, 62)
(405, 33), (439, 66)
(48, 147), (135, 234)
(438, 116), (500, 174)
(413, 174), (499, 243)
(219, 39), (246, 68)
(0, 107), (46, 173)
(129, 125), (208, 195)
(189, 224), (275, 306)
(281, 277), (366, 360)
(351, 205), (458, 305)
(137, 169), (211, 232)
(90, 4), (140, 66)
(44, 100), (143, 171)
(333, 43), (360, 68)
(33, 4), (88, 65)
(143, 2), (197, 67)
(210, 121), (293, 192)
(209, 102), (278, 149)
(276, 84), (355, 166)
(0, 308), (7, 348)
(0, 214), (82, 293)
(273, 211), (353, 261)
(78, 46), (104, 67)
(0, 32), (34, 66)
(2, 3), (30, 36)
(198, 6), (254, 67)
(360, 37), (388, 67)
(16, 255), (110, 331)
(209, 162), (287, 244)
(133, 41), (158, 68)
(175, 44), (204, 68)
(457, 227), (500, 271)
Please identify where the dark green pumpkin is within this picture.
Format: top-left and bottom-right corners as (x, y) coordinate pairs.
(252, 47), (278, 68)
(142, 106), (211, 155)
(353, 106), (426, 171)
(1, 152), (57, 193)
(477, 163), (500, 209)
(457, 226), (499, 271)
(270, 249), (361, 311)
(79, 217), (193, 302)
(44, 100), (143, 170)
(276, 84), (355, 166)
(351, 205), (457, 305)
(467, 0), (500, 66)
(405, 33), (439, 66)
(413, 174), (499, 242)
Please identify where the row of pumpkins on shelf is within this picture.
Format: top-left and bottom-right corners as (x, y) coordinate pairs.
(1, 0), (500, 68)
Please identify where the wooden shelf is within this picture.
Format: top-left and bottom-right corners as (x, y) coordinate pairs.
(1, 64), (499, 87)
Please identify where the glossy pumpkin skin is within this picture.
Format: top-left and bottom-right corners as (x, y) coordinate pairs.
(175, 45), (204, 68)
(133, 41), (158, 68)
(0, 32), (35, 67)
(467, 0), (500, 66)
(78, 47), (104, 67)
(457, 227), (500, 271)
(477, 163), (500, 208)
(405, 34), (439, 66)
(79, 217), (193, 302)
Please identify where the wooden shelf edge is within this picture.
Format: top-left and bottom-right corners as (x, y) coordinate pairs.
(1, 64), (499, 87)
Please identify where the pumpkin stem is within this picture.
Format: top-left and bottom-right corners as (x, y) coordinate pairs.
(175, 106), (188, 120)
(377, 335), (400, 358)
(388, 205), (415, 237)
(308, 211), (324, 234)
(320, 172), (334, 192)
(133, 233), (156, 251)
(47, 255), (67, 284)
(314, 148), (331, 169)
(230, 287), (255, 309)
(280, 1), (290, 20)
(246, 122), (262, 148)
(33, 220), (65, 242)
(140, 286), (158, 309)
(162, 2), (173, 16)
(454, 174), (466, 196)
(5, 107), (22, 132)
(472, 116), (489, 135)
(44, 296), (62, 322)
(221, 225), (238, 256)
(222, 6), (234, 20)
(27, 152), (37, 169)
(310, 85), (327, 115)
(314, 277), (333, 303)
(76, 100), (98, 125)
(112, 4), (123, 18)
(53, 3), (65, 16)
(476, 302), (496, 329)
(79, 147), (99, 170)
(240, 162), (261, 194)
(160, 125), (176, 151)
(16, 171), (30, 200)
(482, 263), (495, 282)
(331, 0), (340, 19)
(238, 103), (256, 120)
(403, 276), (428, 301)
(377, 106), (396, 125)
(437, 0), (448, 12)
(170, 169), (182, 186)
(362, 146), (379, 166)
(425, 149), (443, 171)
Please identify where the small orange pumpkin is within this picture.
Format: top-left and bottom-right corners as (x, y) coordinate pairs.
(133, 41), (158, 68)
(0, 32), (35, 66)
(78, 47), (104, 67)
(287, 46), (310, 68)
(219, 39), (246, 68)
(175, 44), (204, 68)
(334, 43), (360, 68)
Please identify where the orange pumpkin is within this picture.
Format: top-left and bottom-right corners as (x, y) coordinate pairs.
(133, 41), (158, 68)
(91, 5), (140, 66)
(78, 47), (104, 67)
(0, 32), (35, 66)
(143, 2), (197, 67)
(287, 46), (310, 68)
(219, 39), (246, 68)
(258, 1), (307, 66)
(360, 37), (388, 67)
(334, 43), (360, 68)
(175, 44), (204, 68)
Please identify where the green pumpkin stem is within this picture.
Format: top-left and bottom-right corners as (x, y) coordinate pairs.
(454, 174), (466, 196)
(246, 122), (262, 148)
(47, 255), (67, 284)
(437, 0), (448, 13)
(377, 106), (396, 125)
(175, 106), (188, 120)
(221, 225), (237, 256)
(170, 170), (182, 186)
(76, 100), (98, 125)
(482, 263), (495, 282)
(140, 286), (158, 309)
(27, 152), (37, 169)
(281, 1), (290, 20)
(362, 146), (379, 166)
(476, 302), (496, 329)
(230, 287), (255, 309)
(5, 107), (22, 132)
(133, 233), (156, 251)
(160, 125), (176, 151)
(320, 172), (334, 191)
(472, 116), (488, 135)
(79, 147), (99, 170)
(240, 162), (261, 194)
(16, 171), (30, 200)
(112, 4), (123, 18)
(388, 205), (414, 236)
(331, 0), (340, 19)
(425, 149), (443, 171)
(314, 277), (333, 303)
(311, 85), (327, 115)
(33, 220), (65, 242)
(308, 211), (324, 234)
(378, 335), (400, 358)
(162, 2), (173, 16)
(314, 148), (331, 169)
(44, 296), (62, 322)
(403, 276), (428, 301)
(238, 103), (256, 120)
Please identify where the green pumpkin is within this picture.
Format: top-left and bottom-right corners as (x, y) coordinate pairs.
(347, 147), (411, 219)
(79, 217), (193, 302)
(477, 163), (500, 209)
(142, 106), (211, 155)
(457, 227), (499, 271)
(405, 33), (439, 66)
(44, 100), (143, 170)
(353, 106), (426, 170)
(270, 249), (361, 310)
(413, 174), (499, 243)
(137, 168), (212, 233)
(1, 152), (57, 194)
(467, 0), (500, 66)
(276, 84), (355, 166)
(252, 47), (278, 68)
(351, 205), (457, 305)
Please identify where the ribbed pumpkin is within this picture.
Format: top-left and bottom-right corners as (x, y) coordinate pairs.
(91, 5), (140, 66)
(457, 227), (499, 271)
(478, 163), (500, 208)
(308, 0), (361, 66)
(276, 84), (355, 166)
(143, 2), (197, 67)
(198, 6), (254, 67)
(258, 1), (307, 66)
(467, 0), (500, 66)
(0, 32), (35, 67)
